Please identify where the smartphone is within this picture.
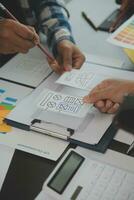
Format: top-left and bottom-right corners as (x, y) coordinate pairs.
(98, 9), (120, 32)
(98, 7), (133, 32)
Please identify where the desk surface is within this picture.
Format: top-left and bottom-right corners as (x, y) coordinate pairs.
(0, 0), (134, 199)
(0, 141), (132, 200)
(67, 0), (133, 69)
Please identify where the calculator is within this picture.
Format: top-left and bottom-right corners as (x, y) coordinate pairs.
(36, 149), (134, 200)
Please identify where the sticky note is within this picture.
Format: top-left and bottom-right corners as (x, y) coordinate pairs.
(0, 122), (12, 133)
(124, 48), (134, 63)
(0, 89), (5, 94)
(0, 102), (15, 110)
(5, 97), (17, 103)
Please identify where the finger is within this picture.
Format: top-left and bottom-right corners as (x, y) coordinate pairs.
(94, 100), (105, 108)
(14, 22), (38, 41)
(83, 90), (109, 104)
(12, 34), (35, 51)
(98, 106), (111, 113)
(0, 29), (34, 53)
(105, 99), (114, 109)
(107, 103), (120, 114)
(95, 100), (114, 113)
(27, 26), (39, 44)
(10, 43), (30, 53)
(60, 48), (72, 71)
(47, 57), (62, 74)
(72, 53), (85, 69)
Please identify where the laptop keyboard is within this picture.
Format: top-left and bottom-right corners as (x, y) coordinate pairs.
(77, 159), (134, 200)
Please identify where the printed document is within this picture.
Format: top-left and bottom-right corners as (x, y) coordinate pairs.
(38, 89), (92, 118)
(56, 63), (114, 90)
(0, 47), (52, 87)
(0, 127), (69, 161)
(108, 15), (134, 49)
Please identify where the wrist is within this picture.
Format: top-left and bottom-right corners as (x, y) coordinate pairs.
(125, 81), (134, 94)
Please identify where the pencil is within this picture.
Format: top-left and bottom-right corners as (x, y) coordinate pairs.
(0, 3), (54, 61)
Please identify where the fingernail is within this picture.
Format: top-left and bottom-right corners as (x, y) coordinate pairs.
(64, 66), (71, 71)
(83, 96), (89, 103)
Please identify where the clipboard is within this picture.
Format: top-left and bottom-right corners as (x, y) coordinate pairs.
(4, 70), (118, 153)
(5, 59), (134, 153)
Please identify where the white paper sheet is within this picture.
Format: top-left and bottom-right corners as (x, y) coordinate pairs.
(71, 108), (113, 145)
(56, 69), (94, 90)
(0, 79), (32, 103)
(38, 89), (92, 118)
(0, 79), (32, 133)
(56, 62), (117, 90)
(0, 47), (52, 87)
(0, 127), (69, 161)
(108, 15), (134, 49)
(85, 54), (124, 69)
(114, 129), (134, 145)
(0, 80), (68, 161)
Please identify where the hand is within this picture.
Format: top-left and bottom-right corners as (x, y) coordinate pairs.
(83, 79), (134, 113)
(120, 0), (134, 13)
(0, 19), (39, 54)
(48, 40), (85, 74)
(110, 0), (134, 32)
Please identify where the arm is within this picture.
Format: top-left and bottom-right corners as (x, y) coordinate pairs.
(31, 0), (74, 54)
(31, 0), (85, 73)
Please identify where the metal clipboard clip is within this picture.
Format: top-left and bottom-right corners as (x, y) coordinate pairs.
(30, 119), (74, 140)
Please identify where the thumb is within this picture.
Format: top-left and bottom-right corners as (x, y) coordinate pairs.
(60, 49), (72, 71)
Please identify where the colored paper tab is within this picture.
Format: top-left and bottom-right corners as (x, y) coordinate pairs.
(124, 48), (134, 63)
(0, 109), (11, 118)
(0, 122), (12, 133)
(0, 102), (15, 110)
(0, 89), (5, 94)
(5, 97), (17, 103)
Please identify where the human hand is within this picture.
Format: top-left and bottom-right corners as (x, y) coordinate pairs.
(120, 0), (134, 13)
(0, 19), (39, 54)
(83, 79), (134, 113)
(48, 40), (85, 74)
(110, 0), (134, 32)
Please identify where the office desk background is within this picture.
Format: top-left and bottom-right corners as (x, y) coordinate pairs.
(0, 141), (131, 200)
(67, 0), (133, 69)
(0, 0), (134, 199)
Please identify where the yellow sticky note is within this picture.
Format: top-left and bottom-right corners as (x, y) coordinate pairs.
(124, 48), (134, 63)
(0, 109), (11, 118)
(0, 110), (12, 132)
(0, 122), (12, 133)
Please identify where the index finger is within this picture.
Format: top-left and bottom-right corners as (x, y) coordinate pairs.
(14, 22), (38, 42)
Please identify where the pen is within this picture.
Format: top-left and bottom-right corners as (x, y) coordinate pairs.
(81, 11), (97, 31)
(0, 3), (54, 61)
(126, 140), (134, 155)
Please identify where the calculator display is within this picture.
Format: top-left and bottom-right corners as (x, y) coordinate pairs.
(47, 151), (84, 194)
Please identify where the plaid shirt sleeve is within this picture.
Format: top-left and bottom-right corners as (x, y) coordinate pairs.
(31, 0), (75, 56)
